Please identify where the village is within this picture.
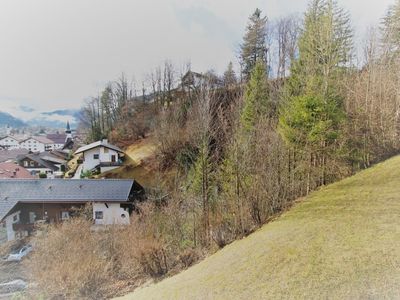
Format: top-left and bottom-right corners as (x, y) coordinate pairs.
(0, 122), (148, 243)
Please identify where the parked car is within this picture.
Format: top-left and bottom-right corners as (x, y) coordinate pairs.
(5, 245), (32, 262)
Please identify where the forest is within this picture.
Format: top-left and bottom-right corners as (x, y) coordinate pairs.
(27, 0), (400, 298)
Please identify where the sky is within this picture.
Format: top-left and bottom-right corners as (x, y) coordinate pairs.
(0, 0), (394, 117)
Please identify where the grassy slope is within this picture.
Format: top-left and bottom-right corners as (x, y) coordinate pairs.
(118, 155), (400, 300)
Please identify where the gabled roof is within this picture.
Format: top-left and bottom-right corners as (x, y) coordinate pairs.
(0, 135), (22, 142)
(21, 136), (54, 144)
(16, 154), (59, 171)
(46, 134), (67, 144)
(0, 149), (29, 163)
(39, 152), (67, 165)
(62, 138), (74, 151)
(0, 163), (33, 179)
(0, 179), (141, 221)
(75, 140), (123, 155)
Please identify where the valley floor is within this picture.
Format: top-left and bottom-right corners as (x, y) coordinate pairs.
(117, 155), (400, 299)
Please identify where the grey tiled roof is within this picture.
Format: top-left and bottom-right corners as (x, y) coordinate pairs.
(16, 154), (59, 171)
(0, 149), (29, 163)
(75, 140), (123, 155)
(0, 179), (135, 221)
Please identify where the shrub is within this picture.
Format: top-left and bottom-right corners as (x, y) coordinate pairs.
(26, 219), (110, 299)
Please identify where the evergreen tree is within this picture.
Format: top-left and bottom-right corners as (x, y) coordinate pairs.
(288, 0), (353, 97)
(279, 0), (352, 191)
(240, 60), (270, 133)
(223, 62), (237, 87)
(382, 0), (400, 58)
(240, 9), (268, 81)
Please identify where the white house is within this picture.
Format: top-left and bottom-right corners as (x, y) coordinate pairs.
(0, 179), (144, 241)
(20, 136), (55, 152)
(74, 139), (124, 174)
(0, 136), (21, 150)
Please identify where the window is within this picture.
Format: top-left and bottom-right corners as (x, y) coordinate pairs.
(30, 161), (35, 167)
(29, 212), (36, 223)
(93, 154), (99, 159)
(24, 161), (28, 167)
(95, 211), (103, 220)
(61, 211), (70, 220)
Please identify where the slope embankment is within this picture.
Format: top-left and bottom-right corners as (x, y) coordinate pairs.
(118, 155), (400, 299)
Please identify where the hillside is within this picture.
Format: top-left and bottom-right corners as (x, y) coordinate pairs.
(102, 137), (172, 187)
(118, 155), (400, 299)
(0, 111), (25, 128)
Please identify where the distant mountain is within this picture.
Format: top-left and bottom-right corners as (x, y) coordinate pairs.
(0, 111), (26, 128)
(26, 109), (81, 129)
(42, 109), (81, 119)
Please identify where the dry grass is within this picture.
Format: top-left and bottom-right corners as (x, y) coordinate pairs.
(25, 203), (191, 299)
(102, 136), (177, 188)
(117, 155), (400, 300)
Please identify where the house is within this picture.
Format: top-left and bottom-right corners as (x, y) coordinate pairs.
(74, 139), (124, 174)
(0, 179), (145, 241)
(16, 153), (61, 178)
(19, 136), (55, 152)
(0, 149), (29, 163)
(181, 70), (223, 91)
(46, 133), (67, 150)
(0, 162), (33, 179)
(0, 135), (21, 150)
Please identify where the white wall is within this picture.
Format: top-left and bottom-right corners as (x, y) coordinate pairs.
(25, 167), (55, 178)
(5, 211), (20, 241)
(20, 138), (45, 152)
(0, 136), (20, 149)
(92, 203), (130, 225)
(82, 146), (120, 172)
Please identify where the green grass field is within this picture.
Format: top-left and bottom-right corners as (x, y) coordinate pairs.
(117, 155), (400, 300)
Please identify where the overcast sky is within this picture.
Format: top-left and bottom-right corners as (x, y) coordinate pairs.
(0, 0), (394, 114)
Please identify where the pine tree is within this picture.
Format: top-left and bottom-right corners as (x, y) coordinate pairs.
(240, 9), (268, 81)
(289, 0), (352, 97)
(240, 60), (270, 133)
(223, 62), (237, 87)
(382, 0), (400, 59)
(279, 0), (352, 191)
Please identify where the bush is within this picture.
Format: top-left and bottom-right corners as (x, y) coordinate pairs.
(26, 219), (110, 299)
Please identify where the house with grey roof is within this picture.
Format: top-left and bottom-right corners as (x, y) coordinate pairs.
(16, 153), (63, 178)
(75, 139), (124, 174)
(0, 149), (29, 163)
(0, 179), (144, 241)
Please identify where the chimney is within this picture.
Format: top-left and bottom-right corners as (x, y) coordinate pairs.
(102, 139), (108, 144)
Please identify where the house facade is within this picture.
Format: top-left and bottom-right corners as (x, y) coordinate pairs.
(0, 179), (144, 241)
(20, 136), (55, 152)
(0, 136), (21, 150)
(16, 153), (60, 178)
(75, 139), (124, 174)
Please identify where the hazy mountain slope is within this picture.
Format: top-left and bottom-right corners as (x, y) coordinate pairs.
(0, 111), (26, 128)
